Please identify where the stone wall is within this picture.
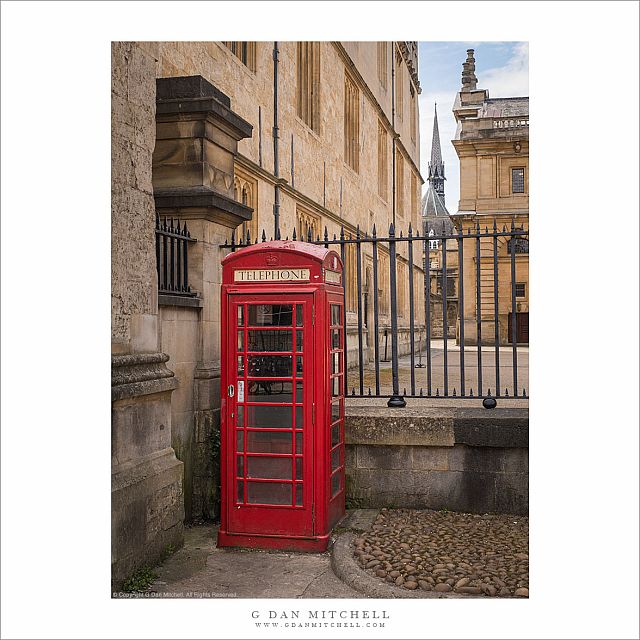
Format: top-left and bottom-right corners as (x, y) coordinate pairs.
(345, 406), (528, 514)
(111, 42), (184, 587)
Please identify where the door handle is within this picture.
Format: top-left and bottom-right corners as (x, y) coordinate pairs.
(228, 385), (235, 398)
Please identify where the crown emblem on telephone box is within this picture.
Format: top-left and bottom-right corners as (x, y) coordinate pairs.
(266, 253), (279, 266)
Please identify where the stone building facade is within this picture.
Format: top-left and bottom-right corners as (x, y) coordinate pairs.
(451, 49), (529, 345)
(111, 41), (425, 584)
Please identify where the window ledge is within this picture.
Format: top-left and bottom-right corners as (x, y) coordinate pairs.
(158, 294), (203, 308)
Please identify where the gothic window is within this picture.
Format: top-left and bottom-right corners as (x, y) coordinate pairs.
(377, 42), (388, 90)
(378, 250), (390, 314)
(296, 42), (320, 132)
(396, 150), (405, 218)
(428, 229), (439, 250)
(233, 167), (258, 242)
(395, 49), (403, 122)
(512, 167), (525, 193)
(397, 261), (407, 316)
(410, 85), (416, 142)
(377, 120), (388, 201)
(296, 205), (321, 242)
(223, 42), (256, 71)
(507, 237), (529, 254)
(344, 241), (358, 313)
(344, 72), (360, 172)
(410, 172), (418, 224)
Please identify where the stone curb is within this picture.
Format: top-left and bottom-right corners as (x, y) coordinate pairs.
(331, 532), (483, 599)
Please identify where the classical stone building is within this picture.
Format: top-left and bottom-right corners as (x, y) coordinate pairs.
(111, 41), (424, 584)
(451, 49), (529, 345)
(421, 103), (458, 339)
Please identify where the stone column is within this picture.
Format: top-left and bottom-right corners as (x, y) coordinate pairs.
(111, 42), (184, 587)
(153, 76), (253, 520)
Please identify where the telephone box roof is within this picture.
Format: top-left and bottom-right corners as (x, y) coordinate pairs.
(222, 240), (341, 267)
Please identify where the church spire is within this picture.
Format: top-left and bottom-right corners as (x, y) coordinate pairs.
(427, 103), (446, 204)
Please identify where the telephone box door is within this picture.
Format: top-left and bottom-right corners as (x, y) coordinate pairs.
(226, 294), (314, 537)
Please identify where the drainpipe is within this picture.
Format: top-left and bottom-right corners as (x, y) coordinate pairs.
(391, 43), (396, 228)
(272, 41), (281, 239)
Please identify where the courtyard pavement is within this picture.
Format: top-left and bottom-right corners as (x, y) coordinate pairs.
(133, 508), (527, 599)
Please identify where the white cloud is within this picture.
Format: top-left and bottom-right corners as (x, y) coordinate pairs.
(480, 42), (529, 98)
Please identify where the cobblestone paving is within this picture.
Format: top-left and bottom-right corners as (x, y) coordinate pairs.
(353, 508), (528, 597)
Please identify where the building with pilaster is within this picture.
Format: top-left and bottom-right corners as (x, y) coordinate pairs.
(451, 49), (529, 346)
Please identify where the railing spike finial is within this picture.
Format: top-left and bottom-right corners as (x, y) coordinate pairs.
(389, 222), (395, 236)
(162, 217), (167, 231)
(246, 229), (251, 245)
(262, 229), (267, 242)
(333, 232), (337, 240)
(470, 387), (474, 397)
(419, 388), (423, 396)
(285, 235), (289, 241)
(505, 387), (510, 397)
(292, 227), (297, 241)
(351, 388), (356, 396)
(453, 388), (457, 397)
(487, 388), (492, 396)
(340, 225), (345, 241)
(169, 217), (175, 233)
(436, 388), (440, 397)
(523, 387), (527, 397)
(254, 237), (258, 244)
(511, 217), (516, 232)
(324, 226), (329, 242)
(493, 218), (498, 232)
(368, 387), (372, 396)
(372, 223), (377, 238)
(408, 221), (413, 237)
(403, 387), (407, 395)
(230, 230), (235, 248)
(356, 224), (360, 239)
(308, 227), (313, 242)
(270, 236), (273, 241)
(502, 224), (507, 233)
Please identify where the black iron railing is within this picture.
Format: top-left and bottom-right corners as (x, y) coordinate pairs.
(222, 220), (528, 407)
(155, 215), (197, 296)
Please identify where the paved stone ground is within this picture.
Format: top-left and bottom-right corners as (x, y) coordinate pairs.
(122, 509), (527, 599)
(351, 508), (528, 597)
(146, 524), (367, 599)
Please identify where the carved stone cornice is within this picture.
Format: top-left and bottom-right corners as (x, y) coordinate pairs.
(112, 352), (178, 401)
(154, 186), (252, 228)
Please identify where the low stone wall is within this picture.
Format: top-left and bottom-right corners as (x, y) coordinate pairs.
(345, 406), (528, 515)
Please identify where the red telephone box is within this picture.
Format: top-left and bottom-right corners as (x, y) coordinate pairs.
(217, 241), (346, 552)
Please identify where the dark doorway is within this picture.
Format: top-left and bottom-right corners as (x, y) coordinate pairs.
(508, 312), (529, 344)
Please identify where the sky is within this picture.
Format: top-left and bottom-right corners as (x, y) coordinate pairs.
(418, 42), (529, 212)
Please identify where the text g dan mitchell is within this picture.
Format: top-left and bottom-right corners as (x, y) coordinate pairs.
(251, 610), (389, 620)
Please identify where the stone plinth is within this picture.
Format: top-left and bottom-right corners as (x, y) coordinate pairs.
(111, 353), (184, 586)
